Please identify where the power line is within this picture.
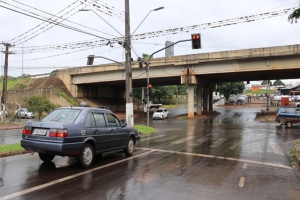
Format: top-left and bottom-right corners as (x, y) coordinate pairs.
(6, 0), (83, 43)
(9, 0), (118, 39)
(9, 6), (297, 53)
(0, 4), (110, 44)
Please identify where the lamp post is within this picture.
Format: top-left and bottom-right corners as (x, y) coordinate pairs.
(79, 9), (123, 37)
(80, 4), (164, 127)
(131, 7), (164, 36)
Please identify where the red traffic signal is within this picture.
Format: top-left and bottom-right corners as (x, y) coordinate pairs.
(148, 83), (152, 90)
(191, 33), (201, 49)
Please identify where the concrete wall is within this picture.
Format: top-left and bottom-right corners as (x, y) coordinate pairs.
(6, 89), (71, 115)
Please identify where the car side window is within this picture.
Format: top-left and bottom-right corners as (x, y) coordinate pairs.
(92, 113), (106, 127)
(84, 112), (91, 128)
(106, 114), (121, 127)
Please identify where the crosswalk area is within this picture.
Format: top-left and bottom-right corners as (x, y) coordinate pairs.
(140, 134), (285, 156)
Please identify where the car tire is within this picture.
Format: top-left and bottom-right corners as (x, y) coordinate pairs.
(78, 143), (94, 168)
(39, 153), (55, 162)
(123, 137), (134, 156)
(286, 121), (292, 128)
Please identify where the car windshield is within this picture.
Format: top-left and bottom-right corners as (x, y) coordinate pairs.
(42, 109), (81, 123)
(155, 110), (163, 113)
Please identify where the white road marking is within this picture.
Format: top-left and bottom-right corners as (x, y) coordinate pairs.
(0, 151), (153, 200)
(230, 140), (240, 150)
(239, 177), (245, 187)
(192, 137), (209, 145)
(141, 135), (165, 141)
(270, 143), (285, 156)
(172, 136), (194, 144)
(210, 138), (226, 148)
(243, 163), (247, 169)
(137, 147), (293, 170)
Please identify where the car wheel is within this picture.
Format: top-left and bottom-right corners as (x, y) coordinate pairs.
(286, 121), (292, 128)
(78, 143), (94, 168)
(25, 114), (28, 119)
(39, 153), (55, 162)
(123, 137), (134, 156)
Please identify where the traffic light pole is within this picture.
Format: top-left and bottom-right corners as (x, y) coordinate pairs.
(146, 39), (191, 126)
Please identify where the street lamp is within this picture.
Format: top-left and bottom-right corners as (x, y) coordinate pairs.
(131, 7), (164, 36)
(79, 9), (123, 37)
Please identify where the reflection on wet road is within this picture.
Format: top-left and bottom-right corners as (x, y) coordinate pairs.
(1, 107), (300, 199)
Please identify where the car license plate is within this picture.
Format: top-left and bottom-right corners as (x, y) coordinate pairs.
(34, 129), (47, 136)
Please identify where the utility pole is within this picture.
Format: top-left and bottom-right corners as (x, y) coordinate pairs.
(125, 0), (134, 127)
(1, 43), (12, 122)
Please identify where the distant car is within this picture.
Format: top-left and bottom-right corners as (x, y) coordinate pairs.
(21, 107), (140, 168)
(15, 108), (35, 119)
(152, 108), (168, 119)
(0, 110), (8, 118)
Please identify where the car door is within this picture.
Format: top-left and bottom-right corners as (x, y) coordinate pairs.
(89, 112), (112, 151)
(105, 113), (128, 148)
(164, 109), (168, 118)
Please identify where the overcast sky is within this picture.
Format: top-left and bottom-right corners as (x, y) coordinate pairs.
(0, 0), (300, 84)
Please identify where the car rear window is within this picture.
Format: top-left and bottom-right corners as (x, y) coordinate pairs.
(279, 108), (296, 114)
(42, 109), (81, 123)
(156, 110), (163, 112)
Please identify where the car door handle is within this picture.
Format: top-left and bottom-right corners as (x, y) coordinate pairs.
(110, 129), (114, 133)
(93, 129), (99, 133)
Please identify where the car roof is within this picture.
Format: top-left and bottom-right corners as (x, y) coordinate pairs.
(58, 107), (114, 113)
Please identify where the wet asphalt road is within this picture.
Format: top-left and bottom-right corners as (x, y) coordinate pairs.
(1, 107), (300, 199)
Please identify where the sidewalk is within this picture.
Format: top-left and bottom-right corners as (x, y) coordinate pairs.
(0, 123), (24, 130)
(0, 109), (218, 130)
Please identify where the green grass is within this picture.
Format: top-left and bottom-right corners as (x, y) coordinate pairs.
(59, 92), (77, 106)
(134, 125), (157, 134)
(0, 77), (32, 90)
(161, 104), (181, 109)
(0, 143), (24, 153)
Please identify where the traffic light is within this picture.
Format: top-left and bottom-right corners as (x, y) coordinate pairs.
(138, 57), (143, 68)
(191, 33), (201, 49)
(148, 83), (152, 96)
(87, 55), (94, 65)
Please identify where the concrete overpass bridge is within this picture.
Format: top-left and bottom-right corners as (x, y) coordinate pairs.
(57, 44), (300, 117)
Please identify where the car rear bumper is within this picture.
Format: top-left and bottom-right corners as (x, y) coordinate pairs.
(21, 139), (84, 156)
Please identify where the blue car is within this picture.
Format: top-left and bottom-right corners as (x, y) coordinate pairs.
(21, 107), (140, 168)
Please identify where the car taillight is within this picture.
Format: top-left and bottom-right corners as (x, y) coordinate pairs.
(22, 126), (32, 135)
(49, 128), (68, 138)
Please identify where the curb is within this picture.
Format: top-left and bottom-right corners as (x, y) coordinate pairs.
(0, 126), (24, 130)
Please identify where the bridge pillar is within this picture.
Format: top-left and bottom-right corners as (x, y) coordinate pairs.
(188, 85), (194, 118)
(197, 85), (202, 115)
(209, 88), (213, 111)
(203, 88), (208, 112)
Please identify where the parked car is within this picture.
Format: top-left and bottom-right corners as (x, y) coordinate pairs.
(15, 108), (35, 118)
(152, 108), (168, 119)
(0, 110), (8, 118)
(21, 107), (140, 168)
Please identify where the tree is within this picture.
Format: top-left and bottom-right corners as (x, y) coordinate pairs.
(273, 79), (285, 86)
(261, 80), (272, 86)
(288, 8), (300, 23)
(142, 53), (151, 60)
(24, 95), (55, 120)
(216, 82), (245, 104)
(151, 86), (175, 103)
